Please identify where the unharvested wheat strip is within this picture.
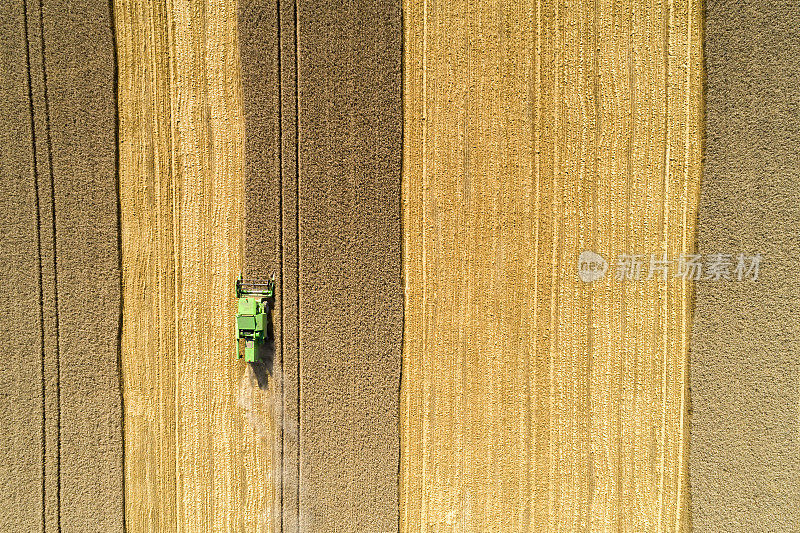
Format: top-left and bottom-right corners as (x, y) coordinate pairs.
(692, 1), (800, 530)
(0, 0), (123, 530)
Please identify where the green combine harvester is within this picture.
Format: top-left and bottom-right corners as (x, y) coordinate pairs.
(234, 275), (275, 363)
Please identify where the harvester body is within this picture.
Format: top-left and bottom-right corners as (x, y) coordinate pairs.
(235, 276), (274, 363)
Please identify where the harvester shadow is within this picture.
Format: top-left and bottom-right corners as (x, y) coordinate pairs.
(249, 316), (274, 391)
